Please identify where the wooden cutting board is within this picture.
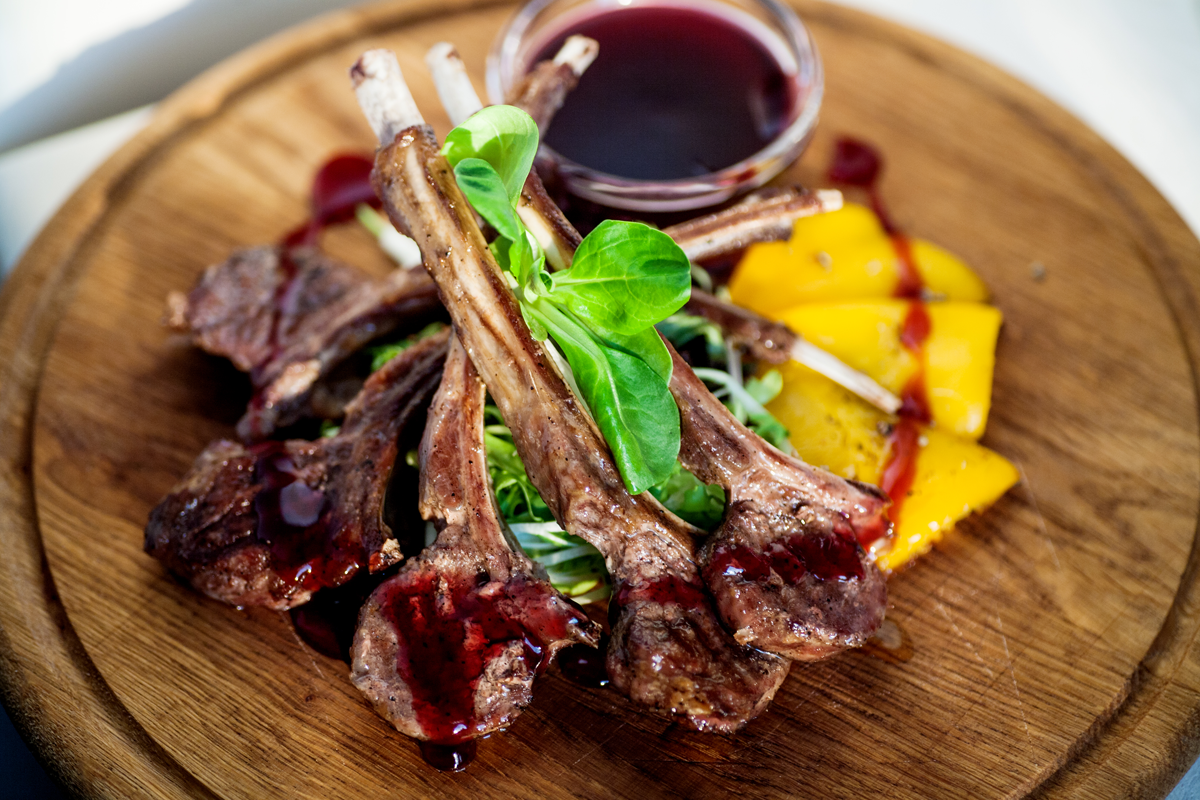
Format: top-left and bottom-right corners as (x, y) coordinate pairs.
(2, 0), (1199, 797)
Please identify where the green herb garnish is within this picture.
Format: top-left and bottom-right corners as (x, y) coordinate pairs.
(647, 463), (726, 530)
(366, 322), (447, 372)
(693, 367), (795, 454)
(442, 106), (691, 494)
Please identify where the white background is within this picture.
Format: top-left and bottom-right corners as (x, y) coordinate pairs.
(0, 0), (1197, 796)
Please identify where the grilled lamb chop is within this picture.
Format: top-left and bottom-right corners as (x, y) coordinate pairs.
(665, 346), (891, 659)
(145, 330), (449, 609)
(425, 49), (891, 659)
(165, 244), (442, 440)
(351, 337), (600, 742)
(353, 49), (788, 731)
(427, 46), (891, 661)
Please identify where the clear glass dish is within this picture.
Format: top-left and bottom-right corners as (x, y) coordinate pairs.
(487, 0), (823, 213)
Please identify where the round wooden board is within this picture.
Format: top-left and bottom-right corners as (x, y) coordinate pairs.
(2, 0), (1200, 797)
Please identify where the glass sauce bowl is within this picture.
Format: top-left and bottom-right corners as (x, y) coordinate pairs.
(487, 0), (822, 213)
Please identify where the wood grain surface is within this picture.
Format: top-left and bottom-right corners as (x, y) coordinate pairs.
(2, 0), (1200, 797)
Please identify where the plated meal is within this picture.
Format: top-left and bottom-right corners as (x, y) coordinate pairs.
(144, 19), (1015, 773)
(9, 0), (1199, 796)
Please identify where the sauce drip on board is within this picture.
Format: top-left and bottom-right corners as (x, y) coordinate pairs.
(283, 154), (379, 248)
(290, 572), (387, 662)
(557, 635), (611, 688)
(531, 3), (798, 181)
(418, 741), (478, 772)
(251, 442), (364, 593)
(374, 571), (590, 761)
(828, 138), (931, 531)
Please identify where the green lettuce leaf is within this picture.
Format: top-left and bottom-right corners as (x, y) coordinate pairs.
(441, 105), (538, 204)
(551, 220), (691, 336)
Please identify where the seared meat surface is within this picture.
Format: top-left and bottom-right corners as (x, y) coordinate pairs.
(351, 338), (599, 741)
(667, 344), (890, 659)
(167, 245), (441, 440)
(145, 330), (449, 609)
(353, 50), (788, 731)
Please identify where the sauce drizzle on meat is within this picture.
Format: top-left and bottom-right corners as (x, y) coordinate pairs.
(373, 571), (592, 747)
(251, 441), (360, 592)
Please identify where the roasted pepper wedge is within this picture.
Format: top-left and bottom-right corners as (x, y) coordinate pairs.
(728, 203), (989, 317)
(775, 300), (1002, 440)
(765, 362), (1018, 572)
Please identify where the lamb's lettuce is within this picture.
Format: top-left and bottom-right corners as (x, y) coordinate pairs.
(442, 106), (690, 493)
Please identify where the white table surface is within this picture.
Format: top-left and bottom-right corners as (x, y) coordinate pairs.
(0, 1), (1198, 796)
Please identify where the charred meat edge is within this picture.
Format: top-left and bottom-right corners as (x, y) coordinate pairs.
(144, 330), (449, 609)
(351, 337), (600, 741)
(353, 49), (788, 732)
(167, 241), (442, 442)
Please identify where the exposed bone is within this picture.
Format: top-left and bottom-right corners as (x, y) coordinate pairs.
(351, 49), (422, 145)
(506, 35), (599, 134)
(666, 186), (842, 263)
(426, 43), (483, 127)
(425, 40), (587, 273)
(353, 48), (787, 731)
(681, 289), (902, 414)
(553, 35), (599, 74)
(351, 337), (599, 741)
(790, 337), (903, 413)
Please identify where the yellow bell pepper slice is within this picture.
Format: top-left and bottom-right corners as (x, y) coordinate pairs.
(765, 360), (892, 485)
(876, 427), (1019, 573)
(775, 300), (1002, 440)
(765, 363), (1019, 572)
(727, 203), (989, 317)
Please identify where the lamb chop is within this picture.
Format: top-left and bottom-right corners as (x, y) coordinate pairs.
(513, 191), (892, 658)
(426, 53), (891, 659)
(165, 244), (442, 440)
(351, 336), (600, 746)
(352, 49), (788, 730)
(145, 330), (449, 609)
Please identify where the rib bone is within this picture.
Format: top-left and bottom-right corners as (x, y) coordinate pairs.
(665, 186), (844, 263)
(351, 337), (599, 742)
(353, 49), (787, 731)
(144, 330), (449, 609)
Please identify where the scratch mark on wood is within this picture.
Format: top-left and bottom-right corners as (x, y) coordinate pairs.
(997, 614), (1035, 762)
(934, 599), (995, 681)
(1017, 461), (1060, 571)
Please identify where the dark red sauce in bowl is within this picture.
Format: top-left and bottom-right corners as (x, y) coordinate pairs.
(530, 4), (798, 181)
(489, 0), (822, 211)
